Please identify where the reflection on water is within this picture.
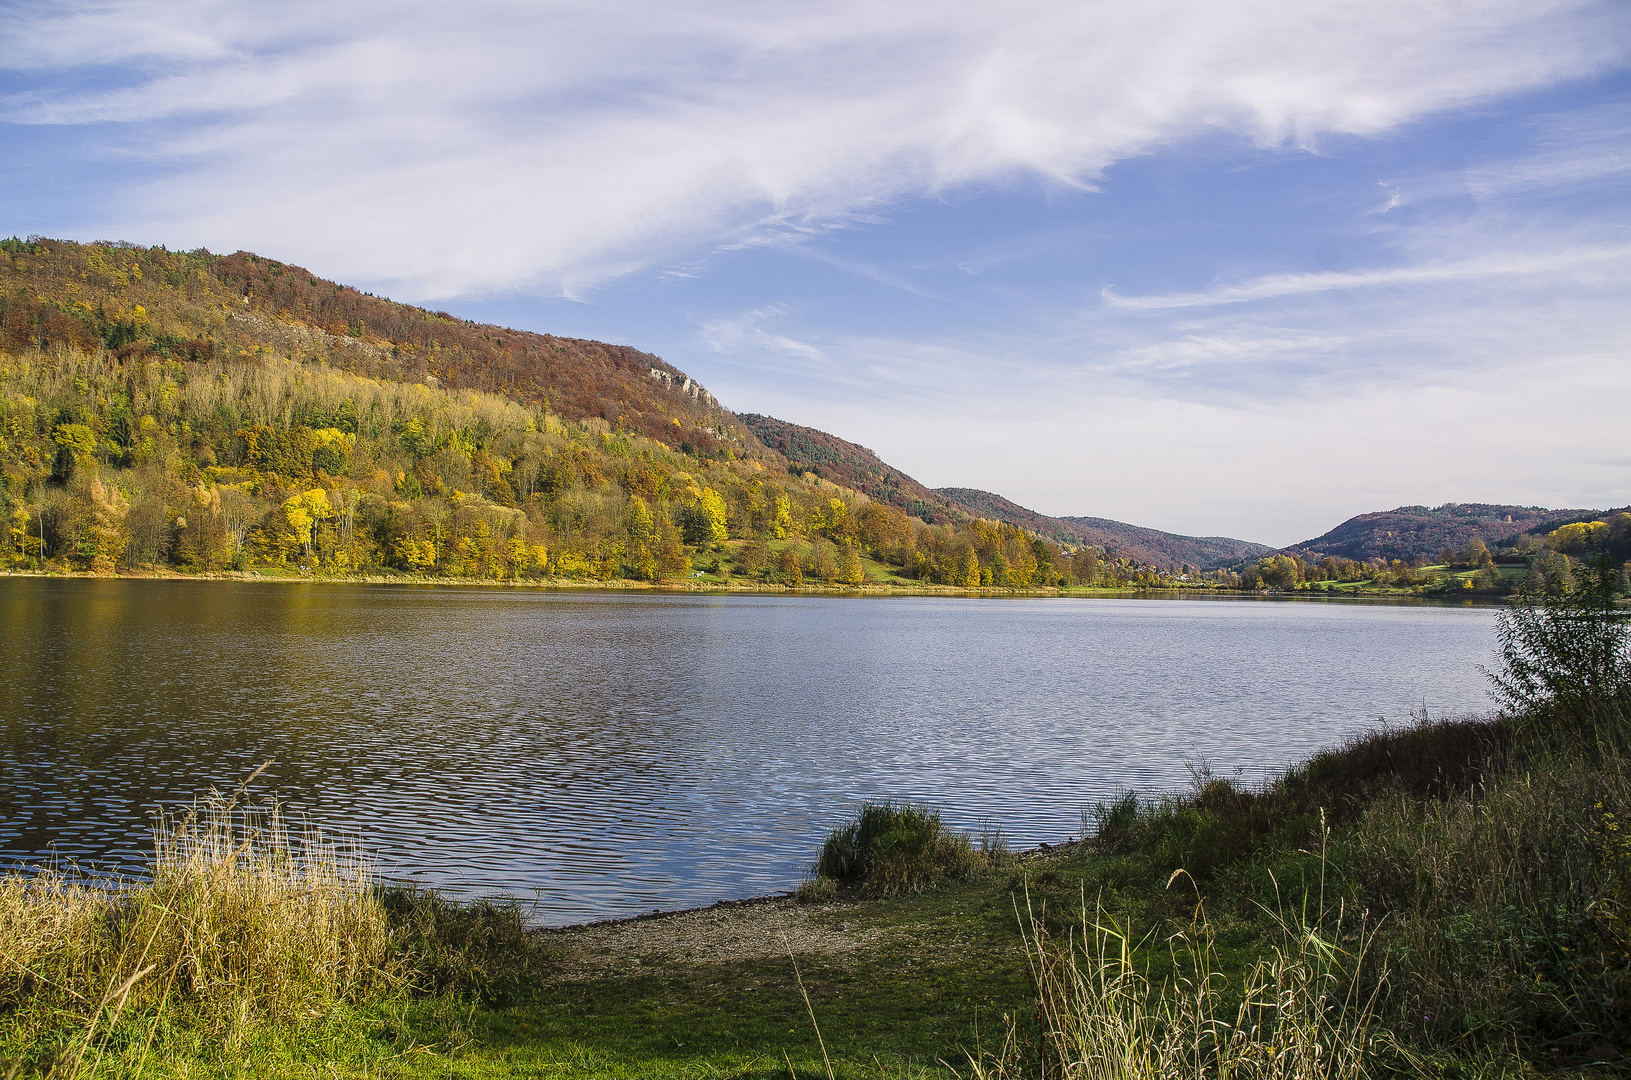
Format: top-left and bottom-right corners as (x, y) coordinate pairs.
(1, 577), (1497, 924)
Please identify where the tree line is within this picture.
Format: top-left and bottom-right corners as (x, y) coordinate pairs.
(1224, 524), (1631, 596)
(0, 344), (1107, 586)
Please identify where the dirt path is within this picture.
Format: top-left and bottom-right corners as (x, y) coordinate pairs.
(542, 896), (890, 978)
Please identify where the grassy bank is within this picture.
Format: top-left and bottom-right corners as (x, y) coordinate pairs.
(7, 708), (1621, 1078)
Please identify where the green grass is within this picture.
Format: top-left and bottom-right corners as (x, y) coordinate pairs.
(5, 889), (1035, 1078)
(0, 802), (1032, 1078)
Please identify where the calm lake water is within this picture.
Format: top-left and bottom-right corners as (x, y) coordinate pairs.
(0, 577), (1500, 924)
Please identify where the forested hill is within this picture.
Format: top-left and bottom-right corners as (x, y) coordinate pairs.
(0, 238), (755, 459)
(1287, 503), (1599, 563)
(936, 487), (1271, 570)
(1058, 515), (1274, 570)
(737, 414), (958, 524)
(933, 488), (1082, 546)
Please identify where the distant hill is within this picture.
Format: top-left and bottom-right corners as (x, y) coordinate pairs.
(935, 488), (1271, 570)
(736, 417), (1271, 566)
(1058, 514), (1275, 570)
(737, 414), (958, 524)
(931, 488), (1082, 545)
(1287, 504), (1596, 563)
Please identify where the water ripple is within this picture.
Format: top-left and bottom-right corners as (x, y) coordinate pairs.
(0, 579), (1497, 923)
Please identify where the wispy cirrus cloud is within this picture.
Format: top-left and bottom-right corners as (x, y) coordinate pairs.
(4, 0), (1628, 298)
(1102, 245), (1631, 311)
(698, 305), (828, 366)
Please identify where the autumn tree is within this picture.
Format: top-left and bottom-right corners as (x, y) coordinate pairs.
(686, 486), (728, 548)
(658, 517), (691, 578)
(282, 488), (335, 558)
(839, 543), (864, 586)
(775, 546), (803, 587)
(737, 538), (768, 577)
(624, 496), (659, 580)
(1550, 521), (1610, 558)
(810, 539), (838, 584)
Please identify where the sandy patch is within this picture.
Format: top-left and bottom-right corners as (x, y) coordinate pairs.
(543, 897), (888, 977)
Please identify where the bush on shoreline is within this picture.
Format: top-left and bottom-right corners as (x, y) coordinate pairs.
(814, 801), (999, 898)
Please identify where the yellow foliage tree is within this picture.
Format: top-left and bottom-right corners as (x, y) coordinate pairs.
(625, 497), (659, 580)
(393, 536), (437, 571)
(697, 487), (729, 547)
(840, 543), (864, 586)
(281, 488), (334, 555)
(83, 476), (129, 573)
(1549, 521), (1609, 556)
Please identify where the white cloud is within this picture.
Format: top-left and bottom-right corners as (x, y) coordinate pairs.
(698, 305), (827, 365)
(1102, 244), (1631, 310)
(694, 198), (1631, 543)
(5, 0), (1628, 298)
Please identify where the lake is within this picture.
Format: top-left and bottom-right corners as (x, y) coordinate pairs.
(0, 577), (1500, 924)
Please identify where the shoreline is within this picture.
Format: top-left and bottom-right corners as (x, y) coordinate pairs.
(531, 836), (1086, 937)
(0, 567), (1512, 604)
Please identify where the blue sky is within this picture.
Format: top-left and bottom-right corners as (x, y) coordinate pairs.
(4, 1), (1629, 545)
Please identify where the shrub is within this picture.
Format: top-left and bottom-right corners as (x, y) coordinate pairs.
(377, 887), (552, 1004)
(815, 801), (983, 897)
(1486, 551), (1631, 750)
(795, 875), (838, 904)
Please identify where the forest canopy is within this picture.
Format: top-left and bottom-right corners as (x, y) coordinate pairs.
(0, 338), (1114, 587)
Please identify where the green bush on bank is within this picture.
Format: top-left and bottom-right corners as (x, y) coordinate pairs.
(814, 801), (994, 898)
(377, 886), (552, 1005)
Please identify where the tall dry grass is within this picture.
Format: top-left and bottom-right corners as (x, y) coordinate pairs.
(0, 772), (393, 1073)
(969, 829), (1389, 1080)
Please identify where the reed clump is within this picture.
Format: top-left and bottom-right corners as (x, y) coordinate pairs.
(0, 780), (393, 1072)
(814, 801), (1000, 898)
(968, 871), (1387, 1080)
